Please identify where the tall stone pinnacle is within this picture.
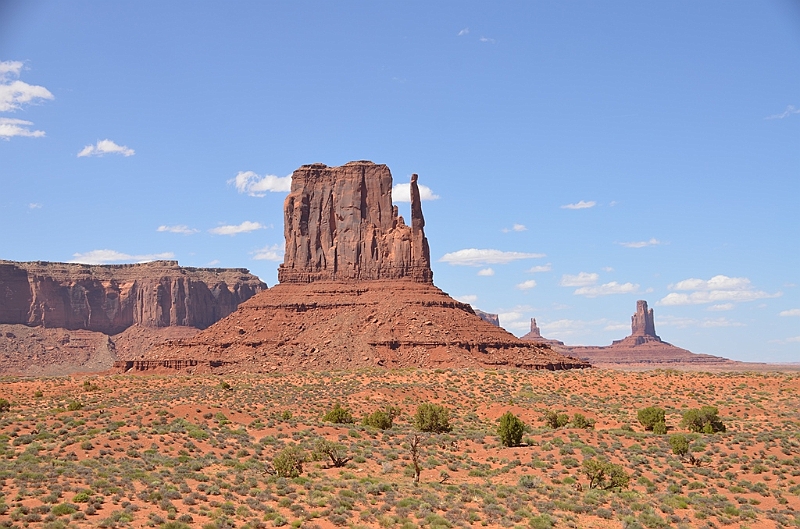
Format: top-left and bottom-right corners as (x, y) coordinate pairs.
(631, 300), (659, 340)
(278, 161), (433, 284)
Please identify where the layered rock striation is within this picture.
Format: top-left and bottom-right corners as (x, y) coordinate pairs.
(279, 161), (432, 284)
(0, 260), (266, 334)
(139, 161), (589, 373)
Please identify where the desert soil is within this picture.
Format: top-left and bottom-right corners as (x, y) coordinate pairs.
(1, 368), (798, 529)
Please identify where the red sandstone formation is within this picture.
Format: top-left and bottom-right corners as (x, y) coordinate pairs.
(0, 260), (265, 375)
(520, 318), (565, 347)
(0, 260), (266, 334)
(279, 161), (432, 284)
(136, 161), (589, 373)
(551, 300), (738, 368)
(474, 310), (500, 327)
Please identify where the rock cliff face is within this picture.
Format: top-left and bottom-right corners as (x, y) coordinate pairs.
(0, 260), (266, 334)
(474, 310), (499, 327)
(278, 161), (432, 284)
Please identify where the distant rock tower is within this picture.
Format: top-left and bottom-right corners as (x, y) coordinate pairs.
(612, 300), (662, 346)
(520, 318), (565, 346)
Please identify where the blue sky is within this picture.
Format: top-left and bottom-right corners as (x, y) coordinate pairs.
(1, 1), (798, 362)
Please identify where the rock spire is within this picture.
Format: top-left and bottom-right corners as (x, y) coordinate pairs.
(631, 300), (659, 339)
(278, 161), (433, 284)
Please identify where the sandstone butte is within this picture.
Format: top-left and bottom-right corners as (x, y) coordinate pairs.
(133, 161), (589, 373)
(0, 260), (266, 375)
(522, 300), (740, 369)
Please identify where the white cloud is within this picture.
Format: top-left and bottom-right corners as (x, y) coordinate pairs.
(479, 37), (496, 44)
(439, 248), (545, 266)
(456, 294), (478, 304)
(502, 223), (527, 233)
(458, 28), (469, 36)
(602, 266), (614, 272)
(477, 268), (494, 276)
(659, 275), (781, 306)
(392, 182), (440, 202)
(765, 105), (800, 120)
(618, 238), (661, 248)
(209, 221), (266, 236)
(574, 281), (639, 297)
(604, 323), (629, 332)
(0, 61), (54, 113)
(516, 280), (537, 290)
(252, 244), (284, 261)
(207, 260), (220, 266)
(77, 139), (134, 157)
(779, 309), (800, 317)
(70, 249), (174, 265)
(157, 225), (198, 235)
(787, 336), (800, 343)
(527, 264), (552, 273)
(708, 303), (735, 311)
(0, 117), (45, 138)
(658, 315), (745, 329)
(560, 272), (598, 287)
(561, 200), (596, 210)
(28, 203), (42, 209)
(229, 171), (291, 196)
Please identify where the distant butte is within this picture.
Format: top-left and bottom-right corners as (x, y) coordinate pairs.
(524, 300), (740, 369)
(135, 161), (589, 373)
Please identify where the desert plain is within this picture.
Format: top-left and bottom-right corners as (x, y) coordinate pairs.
(1, 367), (799, 529)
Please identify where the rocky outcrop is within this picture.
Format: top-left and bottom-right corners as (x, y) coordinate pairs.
(139, 161), (589, 373)
(617, 300), (661, 346)
(520, 318), (565, 346)
(278, 161), (432, 284)
(0, 260), (266, 334)
(474, 310), (499, 327)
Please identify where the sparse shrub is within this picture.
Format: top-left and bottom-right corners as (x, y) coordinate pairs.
(362, 406), (399, 430)
(272, 446), (305, 478)
(414, 403), (451, 433)
(281, 410), (292, 421)
(638, 406), (666, 431)
(529, 514), (555, 529)
(313, 439), (351, 467)
(497, 411), (524, 447)
(582, 458), (630, 490)
(668, 434), (697, 465)
(34, 390), (43, 398)
(543, 410), (569, 429)
(67, 400), (83, 411)
(0, 398), (12, 412)
(323, 403), (354, 424)
(51, 504), (77, 516)
(72, 491), (92, 503)
(518, 475), (542, 489)
(571, 413), (595, 429)
(218, 381), (232, 391)
(680, 406), (725, 433)
(653, 421), (668, 435)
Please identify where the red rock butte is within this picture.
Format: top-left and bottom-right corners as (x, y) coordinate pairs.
(132, 161), (589, 373)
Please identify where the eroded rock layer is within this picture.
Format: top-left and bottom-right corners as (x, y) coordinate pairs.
(135, 281), (590, 373)
(278, 161), (432, 284)
(0, 260), (266, 334)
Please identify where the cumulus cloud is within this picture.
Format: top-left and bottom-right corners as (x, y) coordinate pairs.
(455, 294), (478, 304)
(209, 221), (266, 236)
(229, 171), (291, 196)
(439, 248), (545, 266)
(77, 139), (134, 157)
(574, 281), (639, 297)
(561, 200), (595, 210)
(765, 105), (800, 120)
(392, 182), (440, 202)
(252, 244), (284, 261)
(659, 275), (781, 306)
(157, 225), (198, 235)
(0, 117), (46, 139)
(477, 268), (494, 276)
(560, 272), (598, 287)
(0, 61), (54, 113)
(658, 315), (745, 329)
(516, 279), (537, 290)
(502, 223), (527, 233)
(527, 264), (552, 273)
(618, 238), (661, 248)
(780, 309), (800, 317)
(708, 303), (735, 311)
(70, 249), (174, 265)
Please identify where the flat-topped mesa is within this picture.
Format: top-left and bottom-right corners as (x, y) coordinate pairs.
(278, 161), (433, 284)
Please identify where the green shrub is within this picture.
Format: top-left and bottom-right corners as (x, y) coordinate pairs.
(72, 491), (92, 503)
(51, 504), (77, 516)
(543, 410), (569, 429)
(322, 403), (354, 424)
(362, 406), (398, 430)
(313, 439), (351, 467)
(680, 406), (725, 433)
(218, 381), (232, 390)
(652, 421), (667, 435)
(581, 458), (630, 490)
(571, 413), (595, 429)
(272, 446), (305, 478)
(529, 514), (555, 529)
(0, 398), (10, 412)
(638, 406), (666, 431)
(497, 411), (525, 447)
(67, 401), (83, 411)
(414, 403), (451, 433)
(668, 434), (696, 465)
